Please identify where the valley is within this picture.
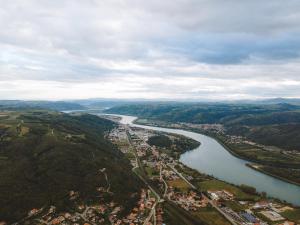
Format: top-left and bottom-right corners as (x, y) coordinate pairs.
(103, 114), (300, 225)
(105, 103), (300, 186)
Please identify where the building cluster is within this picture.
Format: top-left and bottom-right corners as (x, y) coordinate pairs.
(108, 125), (127, 142)
(4, 116), (299, 225)
(183, 122), (224, 133)
(111, 121), (299, 225)
(252, 201), (296, 224)
(121, 189), (156, 225)
(161, 168), (179, 181)
(206, 189), (298, 225)
(207, 190), (234, 201)
(20, 186), (158, 225)
(168, 190), (208, 211)
(155, 207), (164, 225)
(221, 199), (297, 225)
(127, 125), (210, 216)
(161, 167), (207, 211)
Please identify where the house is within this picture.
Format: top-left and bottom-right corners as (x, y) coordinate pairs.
(260, 210), (285, 221)
(253, 201), (270, 209)
(278, 221), (295, 225)
(28, 208), (39, 216)
(240, 212), (258, 223)
(207, 191), (219, 201)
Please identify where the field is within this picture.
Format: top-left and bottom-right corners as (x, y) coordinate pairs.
(168, 178), (192, 192)
(197, 180), (259, 201)
(214, 134), (300, 169)
(145, 166), (159, 177)
(223, 201), (247, 212)
(192, 206), (232, 225)
(281, 209), (300, 223)
(163, 201), (203, 225)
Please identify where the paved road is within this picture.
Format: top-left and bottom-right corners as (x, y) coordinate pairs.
(160, 164), (169, 198)
(167, 164), (238, 225)
(167, 165), (196, 189)
(126, 127), (160, 225)
(125, 124), (237, 225)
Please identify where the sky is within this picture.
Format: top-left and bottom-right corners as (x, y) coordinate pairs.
(1, 0), (300, 100)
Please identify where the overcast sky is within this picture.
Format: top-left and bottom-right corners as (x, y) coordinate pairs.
(1, 0), (300, 100)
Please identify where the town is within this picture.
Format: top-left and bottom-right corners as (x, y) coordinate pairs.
(106, 116), (300, 225)
(10, 115), (300, 225)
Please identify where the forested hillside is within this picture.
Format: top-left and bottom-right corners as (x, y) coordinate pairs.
(0, 110), (142, 223)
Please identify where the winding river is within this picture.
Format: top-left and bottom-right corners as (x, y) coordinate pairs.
(116, 114), (300, 206)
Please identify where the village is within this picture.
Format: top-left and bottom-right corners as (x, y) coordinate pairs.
(134, 118), (300, 157)
(15, 118), (300, 225)
(107, 119), (300, 225)
(12, 184), (158, 225)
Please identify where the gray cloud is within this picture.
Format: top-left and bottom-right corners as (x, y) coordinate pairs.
(1, 0), (300, 99)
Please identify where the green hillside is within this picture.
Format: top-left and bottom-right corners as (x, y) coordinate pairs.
(0, 110), (142, 223)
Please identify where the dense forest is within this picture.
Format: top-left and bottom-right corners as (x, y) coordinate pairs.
(147, 135), (173, 148)
(147, 134), (200, 159)
(0, 110), (142, 223)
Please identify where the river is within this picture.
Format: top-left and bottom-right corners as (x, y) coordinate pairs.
(116, 114), (300, 206)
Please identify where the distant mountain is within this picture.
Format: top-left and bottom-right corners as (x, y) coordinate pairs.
(105, 102), (300, 124)
(70, 97), (300, 110)
(0, 100), (86, 111)
(223, 98), (300, 105)
(258, 98), (300, 105)
(72, 98), (169, 109)
(0, 110), (142, 223)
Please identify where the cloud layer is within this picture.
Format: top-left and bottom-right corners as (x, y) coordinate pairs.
(1, 0), (300, 100)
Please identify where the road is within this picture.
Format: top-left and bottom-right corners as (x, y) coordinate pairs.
(126, 128), (161, 225)
(160, 164), (168, 198)
(167, 164), (196, 189)
(167, 164), (238, 225)
(205, 196), (238, 225)
(125, 124), (237, 225)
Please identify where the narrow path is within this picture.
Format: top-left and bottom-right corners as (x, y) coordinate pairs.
(99, 168), (111, 193)
(160, 164), (168, 198)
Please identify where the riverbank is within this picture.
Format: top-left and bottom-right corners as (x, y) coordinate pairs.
(246, 164), (300, 187)
(112, 115), (300, 224)
(102, 114), (300, 206)
(134, 118), (300, 185)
